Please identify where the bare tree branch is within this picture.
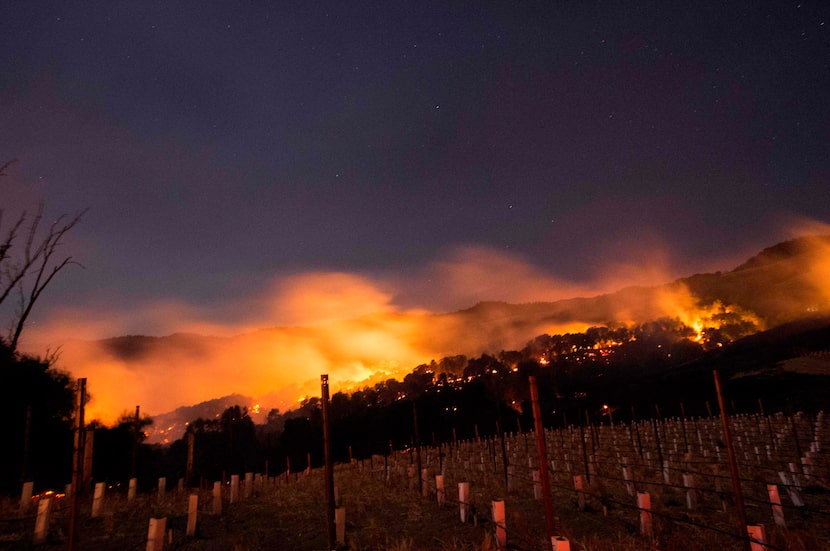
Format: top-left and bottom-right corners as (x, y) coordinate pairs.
(0, 159), (86, 352)
(8, 210), (86, 351)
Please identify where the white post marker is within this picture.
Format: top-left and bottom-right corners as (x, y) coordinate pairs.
(33, 496), (52, 545)
(492, 500), (506, 549)
(146, 517), (167, 551)
(532, 469), (541, 500)
(436, 474), (445, 505)
(187, 494), (198, 536)
(551, 535), (571, 551)
(91, 482), (105, 518)
(20, 481), (34, 513)
(212, 481), (222, 515)
(335, 506), (346, 545)
(767, 484), (786, 528)
(637, 492), (653, 538)
(458, 482), (470, 523)
(244, 472), (253, 499)
(622, 465), (635, 496)
(230, 474), (239, 504)
(747, 524), (767, 551)
(157, 477), (166, 499)
(683, 473), (697, 510)
(128, 478), (137, 501)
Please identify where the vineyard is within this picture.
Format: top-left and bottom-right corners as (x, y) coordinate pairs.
(2, 403), (828, 550)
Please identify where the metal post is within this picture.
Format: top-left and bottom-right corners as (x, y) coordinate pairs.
(529, 376), (556, 545)
(321, 375), (336, 548)
(713, 370), (750, 551)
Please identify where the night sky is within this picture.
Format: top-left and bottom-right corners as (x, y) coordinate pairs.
(3, 2), (829, 344)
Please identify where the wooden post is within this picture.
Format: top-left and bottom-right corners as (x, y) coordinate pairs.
(651, 418), (664, 472)
(33, 496), (52, 545)
(91, 482), (105, 518)
(492, 500), (506, 549)
(321, 374), (336, 550)
(68, 377), (86, 551)
(187, 494), (198, 536)
(529, 376), (557, 543)
(83, 428), (94, 493)
(637, 492), (652, 538)
(459, 482), (470, 523)
(158, 477), (166, 499)
(146, 517), (166, 551)
(186, 432), (194, 487)
(421, 468), (429, 497)
(131, 405), (140, 478)
(580, 418), (591, 484)
(714, 370), (750, 551)
(21, 406), (31, 486)
(413, 401), (423, 495)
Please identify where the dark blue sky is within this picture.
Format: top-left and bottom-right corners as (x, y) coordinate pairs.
(2, 1), (829, 339)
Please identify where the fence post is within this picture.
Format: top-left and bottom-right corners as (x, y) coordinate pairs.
(714, 370), (750, 551)
(529, 376), (557, 544)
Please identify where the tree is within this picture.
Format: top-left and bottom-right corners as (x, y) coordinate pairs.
(1, 160), (86, 351)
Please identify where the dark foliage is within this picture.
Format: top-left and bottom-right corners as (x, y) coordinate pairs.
(0, 342), (75, 494)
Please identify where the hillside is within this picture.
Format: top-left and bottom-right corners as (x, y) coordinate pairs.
(56, 235), (829, 438)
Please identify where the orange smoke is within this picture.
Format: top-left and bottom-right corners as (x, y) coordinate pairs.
(18, 234), (829, 425)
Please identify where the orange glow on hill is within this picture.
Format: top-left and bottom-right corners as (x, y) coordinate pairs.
(20, 234), (829, 426)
